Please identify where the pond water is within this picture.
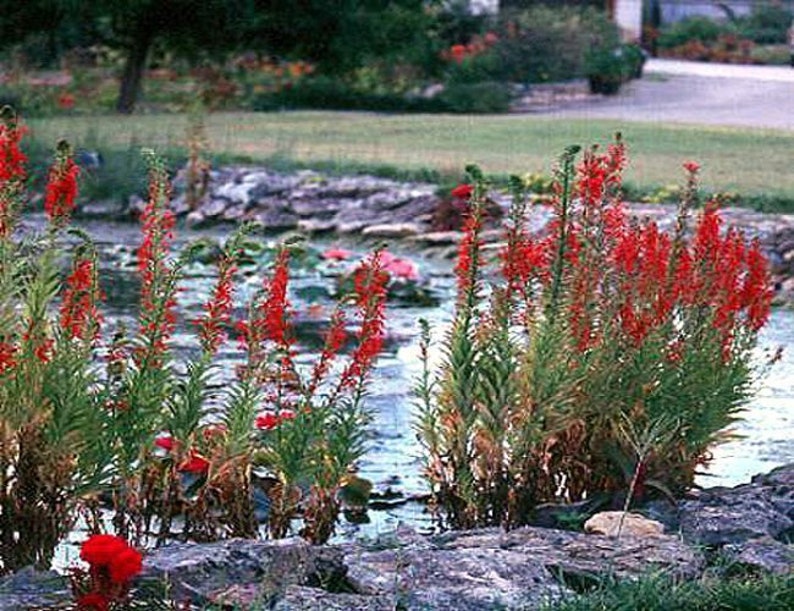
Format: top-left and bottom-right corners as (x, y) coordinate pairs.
(36, 214), (794, 555)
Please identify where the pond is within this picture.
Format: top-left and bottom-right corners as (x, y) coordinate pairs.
(40, 213), (794, 561)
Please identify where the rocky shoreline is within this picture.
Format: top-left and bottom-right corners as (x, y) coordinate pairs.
(105, 165), (794, 303)
(2, 463), (791, 610)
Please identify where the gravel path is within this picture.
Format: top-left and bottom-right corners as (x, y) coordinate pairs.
(541, 58), (794, 131)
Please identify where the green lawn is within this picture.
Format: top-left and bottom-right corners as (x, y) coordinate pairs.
(28, 111), (794, 204)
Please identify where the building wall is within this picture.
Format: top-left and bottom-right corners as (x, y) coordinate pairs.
(615, 0), (644, 40)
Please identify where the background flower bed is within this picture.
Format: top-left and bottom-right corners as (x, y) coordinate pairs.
(0, 3), (638, 117)
(655, 3), (793, 65)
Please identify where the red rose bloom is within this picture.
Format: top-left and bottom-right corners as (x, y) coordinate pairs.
(108, 547), (143, 584)
(80, 535), (128, 566)
(451, 184), (473, 199)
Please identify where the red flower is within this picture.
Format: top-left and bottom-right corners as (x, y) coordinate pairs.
(197, 254), (237, 354)
(256, 411), (280, 430)
(0, 117), (28, 237)
(683, 161), (700, 174)
(237, 247), (295, 383)
(179, 450), (210, 475)
(0, 120), (27, 185)
(455, 211), (482, 304)
(451, 184), (473, 199)
(44, 154), (80, 226)
(264, 249), (291, 346)
(279, 408), (296, 422)
(308, 308), (347, 395)
(0, 341), (17, 374)
(80, 535), (130, 567)
(154, 434), (175, 452)
(108, 547), (143, 584)
(450, 44), (467, 63)
(34, 337), (54, 363)
(59, 257), (103, 342)
(58, 92), (76, 110)
(741, 239), (772, 331)
(135, 162), (177, 367)
(80, 535), (143, 592)
(76, 592), (109, 611)
(339, 251), (388, 390)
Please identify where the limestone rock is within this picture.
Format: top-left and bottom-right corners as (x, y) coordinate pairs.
(361, 223), (423, 238)
(410, 231), (461, 245)
(197, 197), (228, 219)
(722, 536), (794, 575)
(0, 567), (70, 611)
(584, 511), (666, 537)
(245, 209), (299, 231)
(139, 537), (346, 607)
(345, 546), (569, 610)
(273, 585), (394, 611)
(439, 526), (704, 582)
(678, 488), (794, 546)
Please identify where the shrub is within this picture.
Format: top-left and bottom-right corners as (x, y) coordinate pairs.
(736, 4), (793, 45)
(493, 5), (620, 83)
(437, 81), (512, 113)
(658, 16), (729, 49)
(415, 142), (774, 530)
(252, 75), (447, 113)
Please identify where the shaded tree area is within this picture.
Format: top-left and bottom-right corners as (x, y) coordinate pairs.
(0, 0), (437, 114)
(500, 0), (607, 9)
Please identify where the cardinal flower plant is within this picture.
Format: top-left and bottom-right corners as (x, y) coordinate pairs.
(0, 110), (387, 575)
(416, 139), (775, 530)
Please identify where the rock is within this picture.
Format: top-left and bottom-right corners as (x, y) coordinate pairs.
(363, 191), (414, 212)
(291, 197), (345, 218)
(361, 223), (423, 238)
(78, 199), (125, 218)
(345, 546), (569, 610)
(273, 585), (393, 611)
(222, 203), (248, 221)
(0, 567), (70, 611)
(197, 198), (229, 219)
(127, 194), (146, 217)
(248, 174), (303, 199)
(245, 209), (299, 231)
(298, 218), (338, 233)
(584, 511), (666, 537)
(722, 536), (794, 575)
(214, 181), (255, 205)
(140, 537), (346, 607)
(185, 210), (209, 228)
(438, 526), (703, 582)
(678, 488), (794, 546)
(410, 231), (461, 245)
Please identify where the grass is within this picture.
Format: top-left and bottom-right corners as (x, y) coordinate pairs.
(546, 571), (794, 611)
(26, 111), (794, 209)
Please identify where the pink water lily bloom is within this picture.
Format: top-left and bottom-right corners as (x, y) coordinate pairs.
(322, 247), (354, 261)
(384, 257), (419, 281)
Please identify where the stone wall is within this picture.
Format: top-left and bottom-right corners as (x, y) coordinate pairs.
(2, 463), (791, 610)
(123, 166), (794, 303)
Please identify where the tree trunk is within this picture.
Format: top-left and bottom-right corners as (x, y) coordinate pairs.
(116, 33), (153, 114)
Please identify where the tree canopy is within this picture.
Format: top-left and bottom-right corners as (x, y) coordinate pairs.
(0, 0), (437, 113)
